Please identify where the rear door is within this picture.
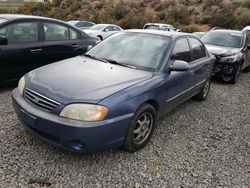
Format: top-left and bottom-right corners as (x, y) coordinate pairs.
(42, 21), (89, 63)
(188, 36), (211, 85)
(0, 20), (44, 82)
(163, 37), (197, 112)
(242, 33), (250, 69)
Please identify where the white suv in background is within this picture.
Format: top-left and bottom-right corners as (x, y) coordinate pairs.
(143, 23), (180, 32)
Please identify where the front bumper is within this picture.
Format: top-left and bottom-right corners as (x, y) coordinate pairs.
(12, 89), (133, 153)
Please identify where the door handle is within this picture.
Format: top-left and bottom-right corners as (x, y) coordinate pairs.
(72, 44), (80, 48)
(30, 49), (42, 53)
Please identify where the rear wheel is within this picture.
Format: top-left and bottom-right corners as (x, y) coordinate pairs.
(123, 104), (156, 152)
(194, 78), (211, 101)
(97, 35), (103, 41)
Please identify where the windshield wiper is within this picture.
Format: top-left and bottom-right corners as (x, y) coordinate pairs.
(102, 58), (137, 69)
(84, 54), (109, 64)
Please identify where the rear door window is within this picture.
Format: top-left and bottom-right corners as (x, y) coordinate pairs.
(69, 28), (79, 40)
(44, 22), (70, 41)
(171, 37), (191, 63)
(189, 37), (207, 61)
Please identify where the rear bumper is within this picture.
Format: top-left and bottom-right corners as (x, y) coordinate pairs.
(12, 89), (133, 153)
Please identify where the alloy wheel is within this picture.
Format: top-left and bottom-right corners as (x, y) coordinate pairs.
(203, 80), (210, 98)
(133, 112), (153, 145)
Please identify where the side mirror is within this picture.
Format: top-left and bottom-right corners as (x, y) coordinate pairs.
(104, 28), (109, 32)
(0, 35), (8, 45)
(247, 44), (250, 49)
(170, 60), (189, 71)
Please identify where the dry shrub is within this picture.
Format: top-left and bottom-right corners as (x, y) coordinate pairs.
(181, 24), (209, 32)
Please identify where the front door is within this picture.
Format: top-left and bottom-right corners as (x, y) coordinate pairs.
(0, 21), (43, 82)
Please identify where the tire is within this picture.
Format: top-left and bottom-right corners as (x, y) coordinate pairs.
(194, 78), (211, 101)
(123, 103), (156, 152)
(97, 35), (103, 40)
(242, 65), (250, 73)
(229, 63), (242, 84)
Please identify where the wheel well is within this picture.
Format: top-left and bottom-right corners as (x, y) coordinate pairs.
(97, 35), (103, 40)
(144, 100), (159, 112)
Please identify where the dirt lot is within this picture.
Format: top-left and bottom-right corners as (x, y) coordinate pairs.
(0, 73), (250, 188)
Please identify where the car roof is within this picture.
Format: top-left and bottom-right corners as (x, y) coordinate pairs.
(209, 29), (242, 34)
(144, 23), (173, 27)
(67, 20), (95, 23)
(0, 14), (64, 23)
(125, 29), (194, 39)
(94, 24), (118, 26)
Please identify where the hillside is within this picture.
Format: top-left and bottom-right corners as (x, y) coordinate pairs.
(1, 0), (250, 32)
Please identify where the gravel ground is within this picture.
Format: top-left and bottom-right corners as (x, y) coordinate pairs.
(0, 73), (250, 188)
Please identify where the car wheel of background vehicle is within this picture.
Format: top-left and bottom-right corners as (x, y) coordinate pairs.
(97, 35), (103, 41)
(194, 78), (211, 101)
(123, 103), (156, 152)
(242, 64), (250, 73)
(229, 63), (242, 84)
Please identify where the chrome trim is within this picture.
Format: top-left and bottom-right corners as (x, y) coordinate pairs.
(25, 88), (60, 105)
(24, 88), (61, 111)
(166, 79), (207, 103)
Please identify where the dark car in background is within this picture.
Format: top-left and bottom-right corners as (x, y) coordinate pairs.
(12, 30), (214, 153)
(0, 14), (99, 84)
(201, 29), (250, 84)
(67, 20), (95, 30)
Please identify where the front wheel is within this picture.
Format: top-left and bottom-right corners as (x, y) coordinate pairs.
(123, 104), (156, 152)
(228, 63), (242, 84)
(194, 78), (211, 101)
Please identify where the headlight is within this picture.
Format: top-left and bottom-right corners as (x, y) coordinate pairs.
(60, 104), (108, 122)
(18, 76), (25, 95)
(220, 55), (240, 63)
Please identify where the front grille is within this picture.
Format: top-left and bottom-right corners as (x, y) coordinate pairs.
(24, 88), (61, 112)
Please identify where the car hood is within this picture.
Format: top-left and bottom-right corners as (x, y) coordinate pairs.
(25, 56), (153, 104)
(205, 44), (241, 57)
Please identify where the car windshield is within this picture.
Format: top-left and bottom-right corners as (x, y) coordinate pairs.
(87, 32), (171, 71)
(89, 24), (107, 31)
(144, 25), (160, 29)
(0, 18), (7, 24)
(201, 31), (243, 48)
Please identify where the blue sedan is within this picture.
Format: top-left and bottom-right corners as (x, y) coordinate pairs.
(12, 30), (214, 153)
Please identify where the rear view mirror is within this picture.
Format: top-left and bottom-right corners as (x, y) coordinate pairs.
(170, 60), (189, 71)
(0, 35), (8, 45)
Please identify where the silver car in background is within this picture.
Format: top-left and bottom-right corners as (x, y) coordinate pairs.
(67, 20), (95, 30)
(84, 24), (123, 40)
(143, 23), (180, 32)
